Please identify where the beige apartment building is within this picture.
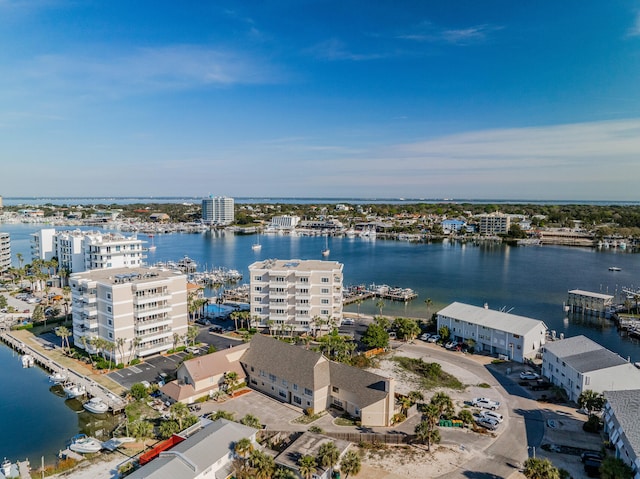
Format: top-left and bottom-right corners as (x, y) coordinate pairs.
(477, 212), (511, 235)
(0, 233), (10, 272)
(70, 267), (188, 363)
(249, 259), (343, 334)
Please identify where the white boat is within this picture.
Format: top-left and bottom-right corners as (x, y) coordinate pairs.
(49, 371), (67, 384)
(1, 458), (18, 479)
(21, 354), (34, 368)
(148, 234), (156, 251)
(609, 266), (622, 272)
(251, 242), (262, 251)
(83, 397), (109, 414)
(321, 235), (330, 257)
(69, 434), (103, 454)
(63, 382), (86, 399)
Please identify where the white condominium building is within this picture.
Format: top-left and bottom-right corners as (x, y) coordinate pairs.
(477, 213), (511, 235)
(70, 267), (188, 363)
(31, 228), (145, 273)
(268, 215), (300, 231)
(201, 196), (234, 225)
(249, 259), (343, 334)
(0, 233), (10, 272)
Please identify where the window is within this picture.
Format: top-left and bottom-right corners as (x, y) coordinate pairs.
(282, 379), (288, 387)
(321, 310), (329, 315)
(321, 277), (329, 283)
(299, 277), (308, 283)
(321, 299), (329, 304)
(321, 288), (329, 294)
(293, 384), (298, 391)
(293, 396), (302, 405)
(108, 319), (112, 326)
(106, 293), (111, 299)
(304, 388), (312, 396)
(333, 399), (343, 408)
(107, 306), (112, 313)
(269, 374), (277, 382)
(332, 386), (339, 393)
(279, 390), (287, 399)
(254, 276), (262, 281)
(254, 286), (262, 292)
(108, 332), (113, 339)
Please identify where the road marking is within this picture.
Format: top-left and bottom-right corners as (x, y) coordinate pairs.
(129, 366), (142, 373)
(112, 371), (125, 378)
(147, 363), (156, 368)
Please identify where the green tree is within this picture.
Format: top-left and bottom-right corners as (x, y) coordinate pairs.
(393, 317), (421, 341)
(317, 441), (340, 477)
(131, 420), (154, 450)
(186, 325), (199, 346)
(273, 467), (296, 479)
(159, 420), (181, 439)
(169, 401), (191, 430)
(424, 298), (433, 319)
(375, 300), (385, 317)
(55, 325), (72, 352)
(361, 322), (389, 349)
(430, 392), (454, 418)
(224, 371), (239, 393)
(298, 455), (317, 479)
(210, 410), (235, 421)
(600, 456), (633, 479)
(32, 304), (45, 323)
(437, 325), (450, 342)
(523, 457), (560, 479)
(234, 437), (254, 460)
(240, 413), (262, 429)
(340, 450), (361, 478)
(458, 409), (475, 427)
(249, 449), (276, 479)
(578, 390), (606, 416)
(130, 382), (149, 400)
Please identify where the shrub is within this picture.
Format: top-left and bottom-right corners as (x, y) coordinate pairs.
(130, 358), (141, 366)
(309, 426), (324, 434)
(477, 383), (491, 388)
(305, 407), (314, 416)
(116, 363), (125, 369)
(583, 415), (601, 433)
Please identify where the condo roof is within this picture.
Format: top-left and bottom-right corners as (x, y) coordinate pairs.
(544, 335), (628, 372)
(437, 302), (547, 336)
(249, 258), (343, 272)
(604, 390), (640, 457)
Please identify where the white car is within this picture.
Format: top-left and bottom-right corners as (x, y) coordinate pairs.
(481, 410), (504, 423)
(471, 397), (500, 410)
(342, 319), (355, 326)
(419, 333), (430, 341)
(427, 334), (440, 343)
(475, 417), (499, 430)
(520, 370), (540, 380)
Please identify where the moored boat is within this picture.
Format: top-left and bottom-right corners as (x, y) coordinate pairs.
(69, 434), (102, 454)
(83, 397), (109, 414)
(63, 382), (86, 399)
(49, 371), (67, 384)
(0, 458), (18, 479)
(609, 266), (622, 271)
(21, 354), (34, 368)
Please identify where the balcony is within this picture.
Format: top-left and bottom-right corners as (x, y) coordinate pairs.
(134, 293), (172, 305)
(136, 317), (172, 331)
(136, 327), (172, 340)
(135, 305), (172, 318)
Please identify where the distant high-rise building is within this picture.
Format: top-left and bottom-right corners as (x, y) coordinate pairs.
(0, 233), (10, 272)
(202, 196), (234, 225)
(477, 213), (511, 235)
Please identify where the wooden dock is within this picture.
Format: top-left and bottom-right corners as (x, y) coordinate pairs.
(0, 332), (128, 413)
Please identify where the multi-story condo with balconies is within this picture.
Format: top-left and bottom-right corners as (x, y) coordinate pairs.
(70, 267), (188, 363)
(249, 259), (343, 335)
(476, 212), (511, 235)
(0, 233), (10, 272)
(201, 196), (234, 225)
(31, 228), (145, 273)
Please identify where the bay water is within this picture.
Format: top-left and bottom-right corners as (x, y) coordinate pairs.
(2, 222), (640, 460)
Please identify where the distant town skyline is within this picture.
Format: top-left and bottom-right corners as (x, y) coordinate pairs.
(1, 1), (639, 201)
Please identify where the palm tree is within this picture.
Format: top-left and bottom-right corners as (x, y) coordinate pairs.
(340, 450), (361, 478)
(224, 371), (239, 394)
(273, 467), (296, 479)
(169, 401), (190, 430)
(457, 409), (475, 427)
(317, 441), (340, 477)
(61, 286), (71, 319)
(231, 311), (241, 331)
(430, 392), (454, 417)
(297, 455), (317, 479)
(240, 413), (262, 429)
(523, 457), (560, 479)
(234, 437), (254, 461)
(408, 390), (424, 404)
(600, 457), (633, 479)
(399, 395), (413, 415)
(355, 298), (363, 318)
(249, 450), (276, 479)
(414, 419), (440, 451)
(131, 420), (154, 451)
(186, 325), (199, 346)
(16, 253), (24, 269)
(55, 326), (71, 353)
(424, 297), (433, 318)
(375, 299), (385, 317)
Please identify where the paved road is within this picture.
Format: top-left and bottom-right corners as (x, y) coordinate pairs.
(398, 342), (544, 478)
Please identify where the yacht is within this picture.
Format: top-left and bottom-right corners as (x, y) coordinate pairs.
(609, 266), (622, 272)
(63, 382), (86, 399)
(49, 371), (68, 384)
(83, 397), (109, 414)
(321, 235), (330, 257)
(69, 434), (103, 454)
(21, 354), (34, 368)
(1, 458), (18, 479)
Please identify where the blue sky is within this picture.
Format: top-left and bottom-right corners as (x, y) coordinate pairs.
(2, 1), (640, 201)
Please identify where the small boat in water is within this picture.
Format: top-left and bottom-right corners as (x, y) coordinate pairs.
(49, 371), (67, 384)
(69, 434), (102, 454)
(63, 382), (86, 399)
(83, 397), (109, 414)
(609, 266), (622, 272)
(21, 354), (34, 368)
(1, 458), (18, 479)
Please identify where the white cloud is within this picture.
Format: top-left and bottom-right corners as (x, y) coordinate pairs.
(397, 22), (501, 46)
(628, 11), (640, 36)
(310, 38), (384, 61)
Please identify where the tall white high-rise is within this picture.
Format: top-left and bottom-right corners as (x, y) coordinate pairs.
(0, 233), (10, 272)
(202, 196), (234, 225)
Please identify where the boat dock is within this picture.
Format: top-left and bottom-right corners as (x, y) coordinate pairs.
(0, 332), (127, 413)
(343, 284), (418, 304)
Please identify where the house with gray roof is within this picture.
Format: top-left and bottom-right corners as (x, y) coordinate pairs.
(436, 302), (548, 362)
(542, 335), (640, 402)
(275, 431), (351, 479)
(240, 334), (396, 427)
(603, 390), (640, 479)
(127, 418), (258, 479)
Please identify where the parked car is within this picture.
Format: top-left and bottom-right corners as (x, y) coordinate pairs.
(529, 380), (552, 391)
(427, 334), (440, 343)
(475, 417), (499, 430)
(584, 458), (602, 477)
(481, 410), (504, 423)
(520, 370), (540, 380)
(185, 346), (200, 355)
(419, 333), (430, 341)
(581, 451), (603, 463)
(444, 340), (457, 350)
(388, 331), (397, 340)
(342, 319), (355, 325)
(471, 397), (501, 410)
(209, 326), (224, 334)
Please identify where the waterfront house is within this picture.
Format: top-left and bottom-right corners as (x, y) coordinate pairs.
(240, 335), (395, 427)
(436, 302), (547, 362)
(603, 390), (640, 478)
(161, 343), (249, 404)
(542, 335), (640, 402)
(126, 418), (258, 479)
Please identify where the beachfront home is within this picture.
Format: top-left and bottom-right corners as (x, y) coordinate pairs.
(436, 302), (547, 362)
(249, 259), (343, 334)
(603, 390), (640, 478)
(542, 335), (640, 402)
(162, 343), (249, 404)
(240, 334), (396, 427)
(126, 418), (258, 479)
(70, 266), (188, 363)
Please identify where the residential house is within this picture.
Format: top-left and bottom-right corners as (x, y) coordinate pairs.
(126, 418), (258, 479)
(542, 335), (640, 402)
(275, 432), (351, 479)
(436, 302), (547, 362)
(603, 390), (640, 479)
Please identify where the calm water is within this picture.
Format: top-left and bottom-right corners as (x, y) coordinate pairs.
(2, 223), (640, 459)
